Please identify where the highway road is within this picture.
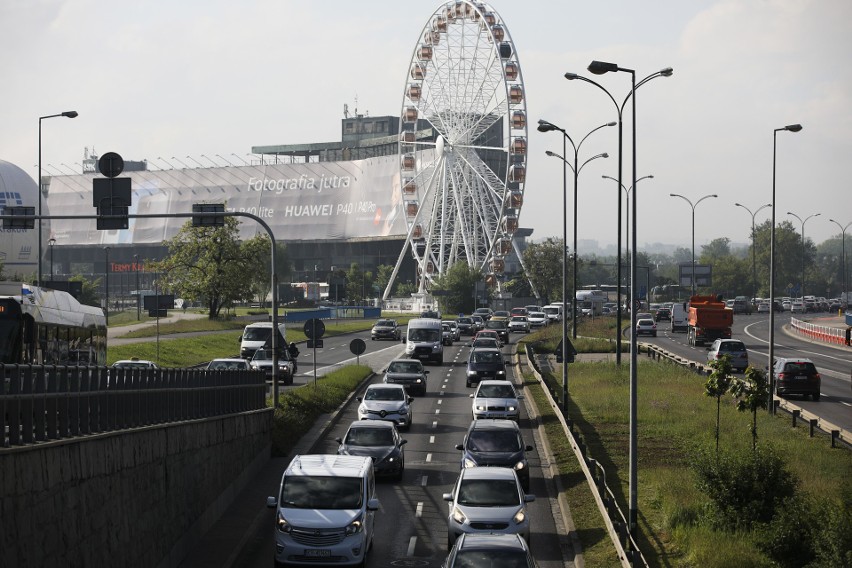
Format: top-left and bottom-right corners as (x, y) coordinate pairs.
(225, 327), (571, 568)
(639, 312), (852, 432)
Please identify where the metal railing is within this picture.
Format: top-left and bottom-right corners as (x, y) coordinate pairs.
(1, 365), (267, 448)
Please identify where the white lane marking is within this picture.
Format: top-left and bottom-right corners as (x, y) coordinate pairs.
(841, 401), (851, 408)
(407, 536), (417, 556)
(415, 502), (424, 517)
(437, 399), (442, 405)
(429, 435), (435, 443)
(441, 384), (446, 389)
(421, 476), (428, 487)
(432, 420), (438, 428)
(426, 453), (432, 462)
(435, 409), (441, 414)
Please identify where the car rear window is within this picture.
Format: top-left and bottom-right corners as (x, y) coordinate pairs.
(720, 342), (745, 352)
(782, 362), (817, 374)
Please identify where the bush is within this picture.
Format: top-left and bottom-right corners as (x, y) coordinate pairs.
(754, 494), (816, 567)
(691, 445), (798, 529)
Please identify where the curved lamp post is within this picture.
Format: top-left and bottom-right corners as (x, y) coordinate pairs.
(48, 238), (56, 280)
(669, 193), (718, 296)
(566, 59), (672, 539)
(787, 211), (821, 300)
(603, 175), (654, 297)
(565, 66), (672, 366)
(735, 202), (772, 302)
(829, 219), (851, 306)
(539, 119), (613, 340)
(769, 124), (802, 414)
(38, 110), (78, 287)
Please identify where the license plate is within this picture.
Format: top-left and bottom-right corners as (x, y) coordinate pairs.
(795, 375), (807, 380)
(305, 549), (331, 557)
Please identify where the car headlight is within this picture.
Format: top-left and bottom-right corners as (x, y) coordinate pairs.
(358, 406), (367, 416)
(276, 511), (292, 533)
(497, 370), (506, 376)
(398, 407), (409, 415)
(474, 404), (487, 411)
(463, 457), (477, 468)
(345, 514), (364, 535)
(507, 405), (517, 412)
(514, 461), (526, 471)
(415, 378), (422, 384)
(467, 370), (477, 377)
(451, 506), (467, 524)
(512, 508), (526, 525)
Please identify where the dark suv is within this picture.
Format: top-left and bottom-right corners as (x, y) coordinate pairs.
(455, 419), (533, 491)
(655, 307), (671, 321)
(772, 358), (821, 401)
(371, 319), (401, 341)
(465, 348), (506, 387)
(484, 319), (509, 344)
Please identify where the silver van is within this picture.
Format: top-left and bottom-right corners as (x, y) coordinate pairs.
(403, 318), (444, 364)
(266, 454), (379, 566)
(239, 322), (287, 359)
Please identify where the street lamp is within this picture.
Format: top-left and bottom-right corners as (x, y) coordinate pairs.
(735, 203), (772, 302)
(769, 124), (802, 415)
(48, 238), (56, 281)
(787, 211), (821, 300)
(38, 110), (78, 287)
(669, 193), (718, 296)
(104, 246), (110, 326)
(603, 175), (654, 296)
(134, 254), (141, 321)
(565, 65), (672, 366)
(539, 119), (613, 341)
(828, 219), (851, 307)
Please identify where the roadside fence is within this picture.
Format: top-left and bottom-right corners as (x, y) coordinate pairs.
(790, 317), (850, 346)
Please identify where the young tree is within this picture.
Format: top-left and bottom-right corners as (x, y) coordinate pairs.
(69, 274), (103, 308)
(730, 366), (771, 451)
(705, 355), (734, 455)
(522, 237), (566, 304)
(430, 262), (482, 314)
(241, 236), (290, 308)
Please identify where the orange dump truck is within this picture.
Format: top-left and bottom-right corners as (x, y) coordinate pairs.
(687, 295), (733, 346)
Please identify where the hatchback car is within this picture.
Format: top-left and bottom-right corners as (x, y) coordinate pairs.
(456, 317), (476, 336)
(357, 384), (414, 429)
(509, 307), (528, 317)
(526, 311), (547, 328)
(470, 380), (523, 422)
(443, 533), (538, 568)
(473, 307), (493, 321)
(456, 419), (533, 491)
(508, 316), (530, 334)
(655, 307), (671, 321)
(473, 330), (502, 346)
(772, 358), (821, 401)
(485, 319), (510, 343)
(468, 337), (501, 351)
(112, 358), (158, 369)
(336, 420), (407, 480)
(443, 467), (535, 550)
(206, 358), (251, 371)
(249, 348), (294, 385)
(466, 348), (507, 387)
(383, 358), (429, 396)
(371, 319), (401, 341)
(635, 318), (657, 337)
(706, 339), (749, 372)
(469, 315), (486, 331)
(443, 321), (461, 341)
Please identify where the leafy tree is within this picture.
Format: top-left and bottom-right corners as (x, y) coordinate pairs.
(241, 236), (289, 307)
(69, 274), (102, 308)
(430, 262), (482, 314)
(152, 217), (263, 319)
(704, 355), (733, 454)
(701, 237), (732, 260)
(522, 238), (567, 304)
(502, 270), (533, 299)
(345, 263), (372, 304)
(730, 366), (771, 451)
(752, 220), (810, 297)
(375, 264), (395, 298)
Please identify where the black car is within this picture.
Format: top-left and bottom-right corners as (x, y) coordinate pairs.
(336, 420), (407, 480)
(383, 358), (429, 396)
(655, 307), (671, 321)
(484, 319), (510, 344)
(465, 347), (506, 387)
(371, 319), (401, 341)
(456, 317), (475, 336)
(455, 419), (533, 491)
(772, 357), (821, 401)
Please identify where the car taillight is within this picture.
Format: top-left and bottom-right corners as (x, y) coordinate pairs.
(779, 372), (790, 379)
(812, 373), (821, 381)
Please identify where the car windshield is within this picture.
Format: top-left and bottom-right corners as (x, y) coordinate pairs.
(388, 361), (422, 374)
(467, 430), (521, 452)
(252, 350), (272, 361)
(114, 362), (152, 369)
(345, 427), (394, 447)
(477, 384), (516, 398)
(457, 479), (520, 506)
(279, 476), (362, 509)
(209, 361), (246, 370)
(410, 329), (440, 342)
(243, 328), (271, 341)
(458, 318), (472, 324)
(365, 387), (405, 401)
(511, 317), (526, 322)
(486, 321), (507, 330)
(452, 550), (531, 568)
(472, 339), (498, 348)
(375, 320), (394, 327)
(472, 352), (502, 364)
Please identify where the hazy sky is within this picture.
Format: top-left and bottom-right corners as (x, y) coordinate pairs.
(2, 0), (850, 250)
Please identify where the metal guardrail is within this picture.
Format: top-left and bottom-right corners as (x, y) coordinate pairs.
(790, 317), (850, 346)
(525, 346), (645, 568)
(1, 365), (267, 448)
(643, 344), (851, 448)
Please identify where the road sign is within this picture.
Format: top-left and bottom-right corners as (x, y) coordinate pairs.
(304, 318), (326, 339)
(350, 338), (366, 356)
(98, 152), (124, 178)
(307, 339), (324, 349)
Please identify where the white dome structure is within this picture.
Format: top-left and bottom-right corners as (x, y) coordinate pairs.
(0, 159), (49, 278)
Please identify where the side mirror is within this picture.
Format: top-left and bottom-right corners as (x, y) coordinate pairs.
(525, 445), (533, 451)
(266, 496), (277, 508)
(401, 337), (406, 344)
(442, 493), (454, 502)
(524, 494), (536, 503)
(356, 396), (363, 402)
(517, 395), (524, 400)
(408, 396), (414, 403)
(400, 439), (408, 446)
(469, 394), (474, 398)
(424, 370), (430, 375)
(455, 444), (464, 450)
(335, 437), (343, 444)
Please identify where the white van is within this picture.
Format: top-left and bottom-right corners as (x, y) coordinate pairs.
(542, 304), (563, 323)
(239, 322), (287, 359)
(403, 318), (444, 364)
(670, 303), (688, 333)
(266, 454), (379, 566)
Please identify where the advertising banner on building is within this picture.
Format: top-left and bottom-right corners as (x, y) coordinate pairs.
(46, 155), (409, 245)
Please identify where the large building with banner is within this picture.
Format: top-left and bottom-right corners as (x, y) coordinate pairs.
(12, 113), (529, 304)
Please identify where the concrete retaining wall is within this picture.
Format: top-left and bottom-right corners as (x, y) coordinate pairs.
(0, 408), (272, 568)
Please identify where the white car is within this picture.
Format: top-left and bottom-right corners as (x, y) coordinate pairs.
(756, 302), (771, 313)
(112, 358), (158, 369)
(635, 318), (657, 337)
(526, 311), (547, 327)
(357, 384), (414, 430)
(508, 316), (530, 333)
(443, 467), (535, 550)
(470, 380), (523, 421)
(442, 320), (461, 341)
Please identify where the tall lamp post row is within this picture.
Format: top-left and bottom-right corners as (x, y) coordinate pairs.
(735, 202), (772, 301)
(38, 110), (78, 287)
(603, 175), (654, 297)
(669, 193), (718, 296)
(768, 124), (803, 414)
(787, 211), (820, 299)
(829, 219), (851, 305)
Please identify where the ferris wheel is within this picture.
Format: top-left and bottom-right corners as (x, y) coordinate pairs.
(383, 1), (528, 299)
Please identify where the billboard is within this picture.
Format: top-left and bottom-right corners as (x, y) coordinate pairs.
(45, 155), (411, 246)
(678, 263), (712, 287)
